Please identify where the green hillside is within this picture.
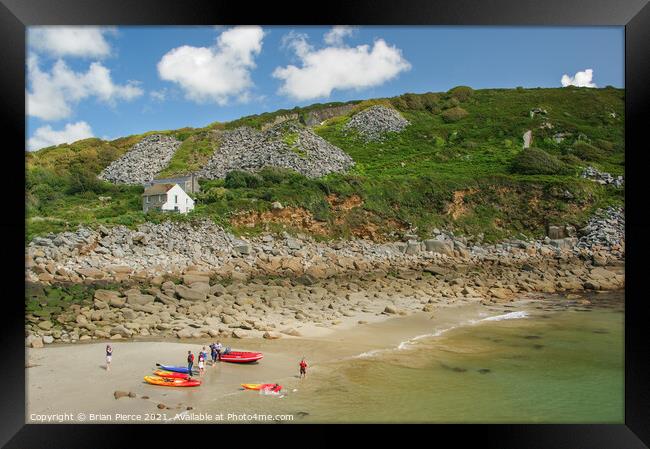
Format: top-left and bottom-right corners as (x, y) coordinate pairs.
(26, 86), (624, 243)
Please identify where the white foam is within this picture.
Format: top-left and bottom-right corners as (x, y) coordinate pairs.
(351, 311), (529, 359)
(356, 349), (385, 358)
(480, 311), (529, 322)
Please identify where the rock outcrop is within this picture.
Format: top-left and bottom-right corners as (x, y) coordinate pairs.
(581, 166), (624, 187)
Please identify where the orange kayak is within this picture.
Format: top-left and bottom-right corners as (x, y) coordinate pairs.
(144, 375), (201, 387)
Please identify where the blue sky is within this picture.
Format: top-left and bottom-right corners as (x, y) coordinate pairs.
(26, 26), (624, 151)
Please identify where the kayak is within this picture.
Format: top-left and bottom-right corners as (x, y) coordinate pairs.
(153, 370), (189, 379)
(219, 352), (263, 363)
(156, 364), (198, 374)
(144, 375), (201, 387)
(241, 383), (282, 392)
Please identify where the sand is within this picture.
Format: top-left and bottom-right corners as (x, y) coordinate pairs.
(26, 299), (530, 423)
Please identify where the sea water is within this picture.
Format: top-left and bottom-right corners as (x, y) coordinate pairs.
(272, 292), (624, 423)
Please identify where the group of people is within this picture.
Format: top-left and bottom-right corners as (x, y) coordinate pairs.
(186, 342), (227, 378)
(104, 343), (309, 380)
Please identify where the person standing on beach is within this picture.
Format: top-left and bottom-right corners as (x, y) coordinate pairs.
(299, 358), (308, 379)
(198, 352), (205, 377)
(210, 343), (217, 366)
(105, 345), (112, 372)
(215, 341), (223, 361)
(187, 350), (195, 378)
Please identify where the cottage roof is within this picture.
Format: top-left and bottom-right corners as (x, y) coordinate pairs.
(142, 183), (175, 196)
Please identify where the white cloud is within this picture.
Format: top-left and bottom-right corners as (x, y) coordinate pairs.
(273, 29), (411, 101)
(561, 69), (597, 88)
(324, 26), (356, 46)
(27, 54), (143, 121)
(149, 88), (168, 102)
(157, 26), (265, 104)
(29, 26), (115, 58)
(27, 121), (94, 151)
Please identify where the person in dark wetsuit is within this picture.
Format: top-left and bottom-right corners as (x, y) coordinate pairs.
(187, 350), (195, 377)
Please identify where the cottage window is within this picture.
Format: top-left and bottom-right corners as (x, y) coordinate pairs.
(146, 196), (150, 203)
(175, 195), (178, 204)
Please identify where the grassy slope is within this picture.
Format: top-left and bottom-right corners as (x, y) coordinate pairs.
(25, 87), (624, 243)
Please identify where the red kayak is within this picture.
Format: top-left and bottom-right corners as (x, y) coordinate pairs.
(219, 351), (263, 363)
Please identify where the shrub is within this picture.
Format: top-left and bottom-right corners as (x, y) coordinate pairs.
(511, 147), (570, 175)
(258, 167), (302, 186)
(447, 86), (474, 102)
(389, 96), (409, 110)
(594, 139), (614, 152)
(401, 93), (424, 110)
(66, 165), (107, 194)
(558, 154), (582, 166)
(420, 92), (441, 112)
(224, 170), (263, 188)
(572, 141), (606, 162)
(441, 106), (469, 123)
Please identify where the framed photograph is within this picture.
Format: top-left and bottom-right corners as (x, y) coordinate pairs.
(2, 0), (648, 446)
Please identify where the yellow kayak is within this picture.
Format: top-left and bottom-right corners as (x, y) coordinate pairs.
(241, 383), (282, 392)
(144, 375), (201, 387)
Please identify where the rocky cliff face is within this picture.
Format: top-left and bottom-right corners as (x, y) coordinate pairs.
(198, 121), (354, 179)
(344, 105), (410, 141)
(99, 134), (182, 185)
(304, 104), (356, 126)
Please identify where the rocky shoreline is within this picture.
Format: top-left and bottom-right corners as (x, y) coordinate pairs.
(24, 207), (624, 348)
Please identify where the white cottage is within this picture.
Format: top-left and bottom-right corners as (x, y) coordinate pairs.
(142, 183), (195, 214)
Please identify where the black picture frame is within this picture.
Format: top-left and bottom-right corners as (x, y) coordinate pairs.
(2, 0), (648, 447)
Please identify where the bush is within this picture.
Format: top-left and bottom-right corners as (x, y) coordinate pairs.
(447, 86), (474, 102)
(66, 165), (107, 194)
(224, 170), (263, 189)
(511, 147), (571, 175)
(441, 106), (469, 123)
(572, 141), (606, 162)
(401, 93), (424, 110)
(594, 139), (614, 152)
(558, 154), (582, 166)
(420, 93), (441, 112)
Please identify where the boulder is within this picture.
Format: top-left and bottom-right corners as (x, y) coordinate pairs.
(76, 268), (105, 279)
(114, 391), (129, 399)
(383, 305), (398, 314)
(94, 289), (122, 303)
(231, 329), (249, 339)
(38, 320), (53, 330)
(26, 335), (43, 348)
(263, 331), (281, 339)
(183, 274), (210, 285)
(405, 240), (421, 255)
(175, 285), (207, 302)
(281, 328), (302, 337)
(126, 293), (155, 306)
(424, 240), (454, 255)
(110, 325), (133, 338)
(109, 296), (127, 308)
(176, 328), (194, 339)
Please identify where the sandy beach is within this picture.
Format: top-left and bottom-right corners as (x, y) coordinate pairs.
(26, 298), (512, 423)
